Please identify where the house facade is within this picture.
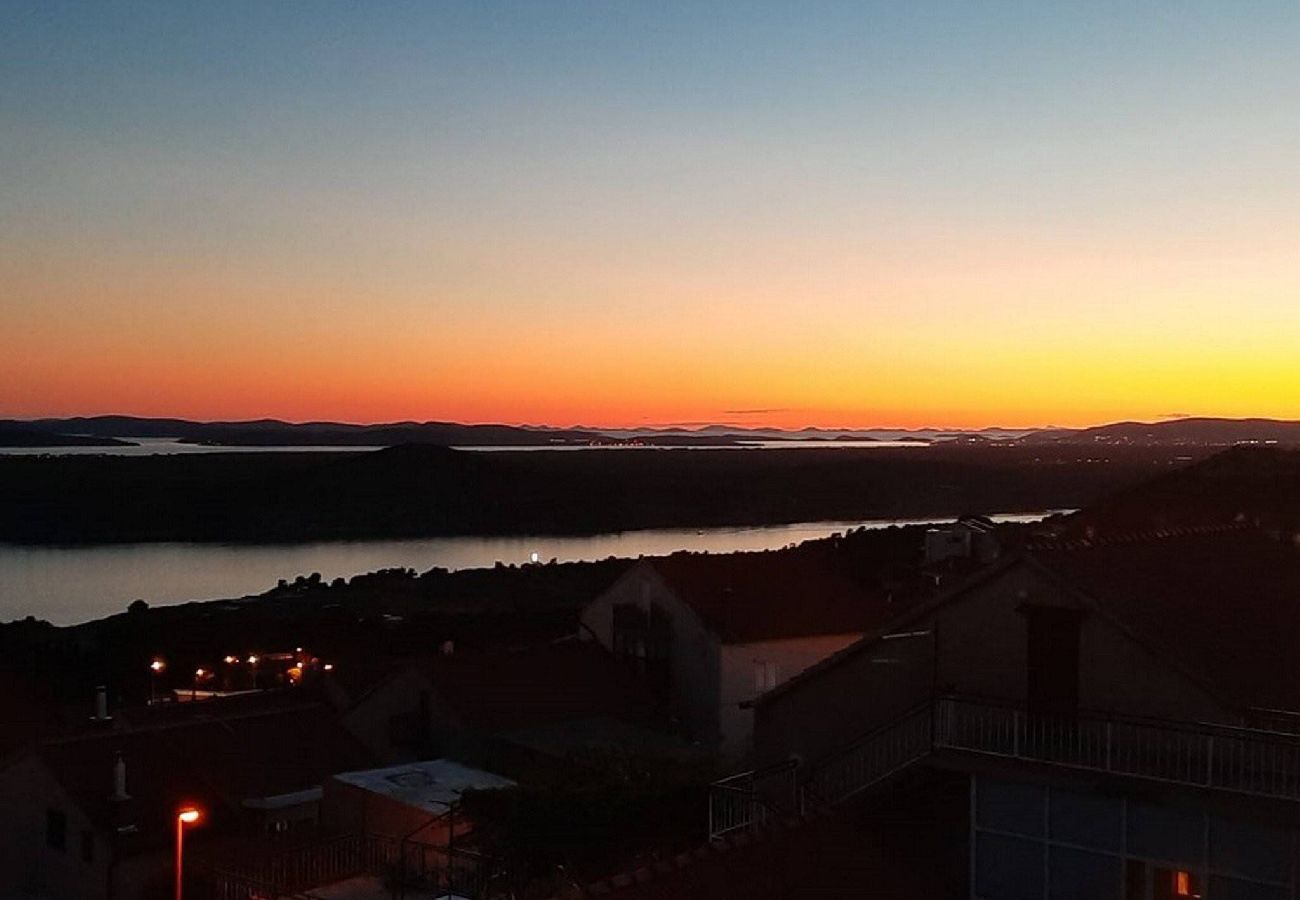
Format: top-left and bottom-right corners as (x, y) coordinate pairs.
(582, 551), (891, 757)
(721, 528), (1300, 899)
(0, 702), (374, 900)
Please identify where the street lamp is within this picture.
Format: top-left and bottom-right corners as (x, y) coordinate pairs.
(175, 806), (201, 900)
(149, 659), (165, 705)
(192, 669), (205, 702)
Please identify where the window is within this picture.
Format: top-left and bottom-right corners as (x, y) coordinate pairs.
(80, 829), (94, 864)
(753, 660), (779, 693)
(46, 809), (67, 851)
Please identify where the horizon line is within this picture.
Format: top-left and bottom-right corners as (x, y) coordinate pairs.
(5, 412), (1296, 434)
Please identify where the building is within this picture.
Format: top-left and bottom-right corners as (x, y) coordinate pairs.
(0, 701), (374, 900)
(322, 758), (514, 844)
(710, 527), (1300, 899)
(924, 516), (1002, 566)
(325, 639), (675, 767)
(581, 550), (894, 756)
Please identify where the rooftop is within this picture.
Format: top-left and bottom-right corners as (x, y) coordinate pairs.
(21, 702), (374, 851)
(647, 548), (893, 643)
(763, 526), (1300, 714)
(1027, 526), (1300, 710)
(424, 640), (657, 733)
(332, 759), (514, 814)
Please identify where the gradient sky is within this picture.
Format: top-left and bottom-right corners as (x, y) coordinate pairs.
(2, 2), (1297, 429)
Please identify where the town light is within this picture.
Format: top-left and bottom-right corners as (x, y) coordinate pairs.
(149, 659), (166, 705)
(175, 806), (201, 900)
(247, 655), (259, 665)
(223, 655), (238, 664)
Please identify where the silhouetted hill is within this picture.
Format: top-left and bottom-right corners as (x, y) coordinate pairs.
(1064, 447), (1300, 538)
(17, 415), (609, 446)
(0, 424), (132, 448)
(1021, 417), (1300, 447)
(0, 444), (1198, 544)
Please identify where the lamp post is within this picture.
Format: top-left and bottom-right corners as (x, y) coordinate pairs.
(192, 669), (204, 702)
(150, 659), (165, 705)
(175, 807), (200, 900)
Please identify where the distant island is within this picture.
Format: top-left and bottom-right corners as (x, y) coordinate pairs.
(0, 425), (134, 448)
(4, 414), (1299, 452)
(0, 440), (1215, 545)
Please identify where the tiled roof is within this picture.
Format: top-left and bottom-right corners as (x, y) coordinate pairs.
(1028, 527), (1300, 710)
(23, 702), (374, 851)
(648, 549), (891, 643)
(0, 670), (72, 756)
(426, 641), (655, 733)
(761, 526), (1300, 714)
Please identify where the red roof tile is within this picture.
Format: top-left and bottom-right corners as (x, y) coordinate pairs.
(427, 641), (655, 732)
(23, 703), (374, 852)
(1029, 528), (1300, 710)
(649, 549), (891, 643)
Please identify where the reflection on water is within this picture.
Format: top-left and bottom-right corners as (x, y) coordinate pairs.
(0, 512), (1064, 625)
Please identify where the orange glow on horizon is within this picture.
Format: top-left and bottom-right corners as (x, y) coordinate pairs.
(4, 223), (1297, 431)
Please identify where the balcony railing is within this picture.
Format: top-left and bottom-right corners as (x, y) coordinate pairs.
(934, 697), (1300, 801)
(708, 758), (800, 841)
(709, 696), (1300, 840)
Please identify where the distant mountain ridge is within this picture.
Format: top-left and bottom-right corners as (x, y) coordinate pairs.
(1022, 417), (1300, 447)
(0, 424), (131, 448)
(4, 414), (1299, 449)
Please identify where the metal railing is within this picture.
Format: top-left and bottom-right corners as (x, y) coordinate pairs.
(709, 696), (1300, 839)
(803, 702), (933, 806)
(934, 696), (1300, 801)
(195, 832), (487, 899)
(708, 758), (799, 840)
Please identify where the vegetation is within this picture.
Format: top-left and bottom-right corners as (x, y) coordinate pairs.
(0, 443), (1199, 544)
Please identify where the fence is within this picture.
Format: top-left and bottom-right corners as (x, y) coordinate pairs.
(933, 696), (1300, 801)
(709, 695), (1300, 840)
(196, 832), (488, 899)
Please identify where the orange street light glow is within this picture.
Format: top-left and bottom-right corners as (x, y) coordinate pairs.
(178, 808), (200, 825)
(150, 660), (165, 673)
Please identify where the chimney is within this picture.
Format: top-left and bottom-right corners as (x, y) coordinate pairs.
(92, 685), (112, 723)
(111, 752), (130, 801)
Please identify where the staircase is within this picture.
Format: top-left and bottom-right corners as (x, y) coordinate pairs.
(710, 695), (1300, 840)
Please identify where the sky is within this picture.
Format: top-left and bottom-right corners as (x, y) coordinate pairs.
(2, 2), (1297, 430)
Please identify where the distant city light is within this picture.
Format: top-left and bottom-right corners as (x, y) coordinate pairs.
(194, 668), (205, 677)
(150, 659), (165, 673)
(323, 663), (334, 672)
(530, 551), (540, 564)
(178, 807), (200, 824)
(223, 655), (238, 664)
(247, 655), (259, 665)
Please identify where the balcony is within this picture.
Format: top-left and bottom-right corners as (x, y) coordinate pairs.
(710, 696), (1300, 840)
